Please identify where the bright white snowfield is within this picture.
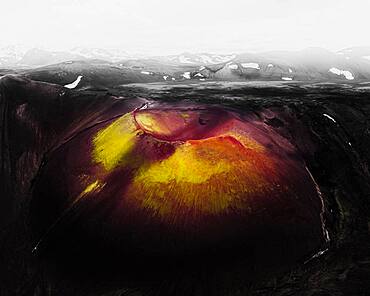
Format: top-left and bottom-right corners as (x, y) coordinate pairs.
(182, 72), (191, 79)
(323, 113), (337, 123)
(329, 68), (354, 80)
(228, 64), (238, 70)
(64, 75), (83, 89)
(241, 63), (260, 70)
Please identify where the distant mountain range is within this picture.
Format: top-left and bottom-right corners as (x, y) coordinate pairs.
(2, 46), (370, 84)
(0, 46), (136, 67)
(0, 46), (238, 67)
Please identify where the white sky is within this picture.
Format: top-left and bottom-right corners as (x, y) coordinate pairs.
(1, 0), (370, 55)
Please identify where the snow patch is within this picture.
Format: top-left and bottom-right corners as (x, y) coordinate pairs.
(282, 77), (293, 81)
(195, 73), (204, 77)
(228, 64), (238, 70)
(241, 62), (260, 70)
(267, 64), (274, 68)
(64, 75), (83, 89)
(199, 66), (206, 71)
(141, 71), (151, 75)
(182, 72), (191, 79)
(163, 75), (169, 80)
(323, 113), (336, 123)
(289, 68), (293, 73)
(304, 248), (329, 264)
(329, 68), (354, 80)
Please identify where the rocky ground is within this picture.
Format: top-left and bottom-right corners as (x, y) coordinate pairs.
(0, 76), (370, 295)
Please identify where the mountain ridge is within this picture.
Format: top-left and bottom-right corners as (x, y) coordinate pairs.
(2, 46), (370, 84)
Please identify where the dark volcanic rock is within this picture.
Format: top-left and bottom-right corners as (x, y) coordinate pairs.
(0, 75), (370, 296)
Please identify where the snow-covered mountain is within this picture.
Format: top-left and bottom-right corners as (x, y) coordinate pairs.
(156, 53), (236, 65)
(0, 48), (237, 68)
(119, 47), (370, 82)
(69, 47), (133, 62)
(19, 48), (85, 67)
(0, 46), (137, 68)
(3, 46), (370, 83)
(196, 47), (370, 82)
